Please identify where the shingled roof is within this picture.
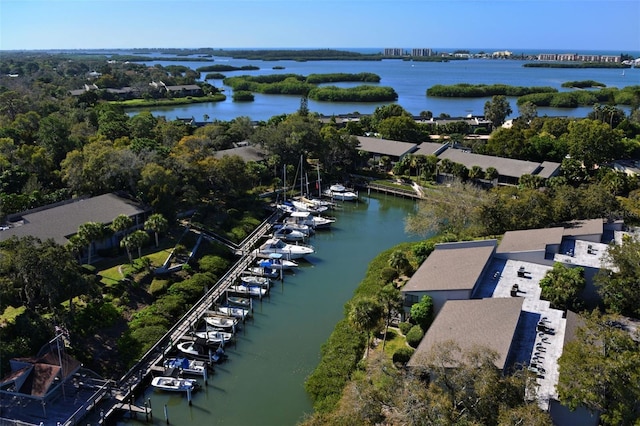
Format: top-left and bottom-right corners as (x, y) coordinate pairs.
(356, 136), (418, 157)
(0, 193), (148, 245)
(496, 227), (564, 254)
(408, 297), (524, 370)
(402, 240), (497, 293)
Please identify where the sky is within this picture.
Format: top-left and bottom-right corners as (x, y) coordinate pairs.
(1, 0), (639, 53)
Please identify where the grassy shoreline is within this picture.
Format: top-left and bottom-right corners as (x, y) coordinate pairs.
(111, 94), (226, 108)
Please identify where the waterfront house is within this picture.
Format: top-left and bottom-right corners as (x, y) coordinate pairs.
(355, 136), (418, 168)
(435, 148), (561, 186)
(213, 142), (268, 163)
(401, 239), (497, 315)
(0, 192), (150, 262)
(407, 297), (524, 372)
(403, 219), (628, 424)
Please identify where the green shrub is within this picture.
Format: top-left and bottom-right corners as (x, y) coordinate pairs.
(379, 267), (398, 283)
(406, 325), (424, 348)
(198, 255), (229, 276)
(398, 321), (413, 335)
(149, 278), (170, 297)
(392, 346), (415, 364)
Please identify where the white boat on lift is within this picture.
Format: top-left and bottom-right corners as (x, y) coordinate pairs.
(253, 238), (315, 260)
(272, 226), (307, 242)
(324, 184), (358, 201)
(151, 376), (199, 393)
(204, 314), (239, 330)
(256, 253), (298, 270)
(163, 357), (208, 376)
(229, 284), (268, 297)
(176, 341), (226, 362)
(240, 274), (272, 287)
(283, 211), (334, 230)
(193, 330), (234, 345)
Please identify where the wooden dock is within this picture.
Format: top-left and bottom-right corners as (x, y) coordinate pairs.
(100, 209), (285, 424)
(364, 182), (423, 199)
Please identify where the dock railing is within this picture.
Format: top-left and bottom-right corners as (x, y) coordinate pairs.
(104, 210), (282, 422)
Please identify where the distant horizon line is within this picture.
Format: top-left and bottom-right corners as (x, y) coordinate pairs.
(2, 46), (639, 55)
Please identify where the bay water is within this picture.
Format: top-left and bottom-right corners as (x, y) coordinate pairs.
(126, 55), (638, 122)
(120, 192), (421, 426)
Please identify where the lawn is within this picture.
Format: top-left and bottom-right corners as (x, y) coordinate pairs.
(381, 327), (408, 360)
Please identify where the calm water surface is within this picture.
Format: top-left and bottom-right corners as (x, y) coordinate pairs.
(120, 193), (421, 426)
(126, 55), (638, 121)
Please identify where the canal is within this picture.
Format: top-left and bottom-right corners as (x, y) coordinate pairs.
(119, 192), (421, 426)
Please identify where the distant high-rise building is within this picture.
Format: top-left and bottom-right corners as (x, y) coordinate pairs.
(384, 48), (405, 57)
(411, 48), (432, 57)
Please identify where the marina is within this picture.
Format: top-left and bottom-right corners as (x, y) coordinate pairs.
(109, 192), (420, 426)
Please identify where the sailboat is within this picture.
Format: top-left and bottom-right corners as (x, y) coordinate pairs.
(290, 156), (331, 214)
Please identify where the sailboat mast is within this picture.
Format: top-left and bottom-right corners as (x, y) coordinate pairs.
(317, 163), (322, 198)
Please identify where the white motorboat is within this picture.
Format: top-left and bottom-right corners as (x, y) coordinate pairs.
(217, 305), (251, 320)
(324, 184), (358, 201)
(240, 274), (272, 287)
(176, 341), (226, 362)
(204, 314), (239, 330)
(227, 295), (251, 307)
(284, 211), (334, 229)
(257, 253), (298, 270)
(253, 238), (315, 260)
(163, 357), (208, 376)
(245, 266), (280, 279)
(273, 227), (307, 242)
(291, 199), (329, 214)
(151, 376), (199, 392)
(273, 222), (314, 236)
(229, 284), (268, 297)
(193, 330), (234, 345)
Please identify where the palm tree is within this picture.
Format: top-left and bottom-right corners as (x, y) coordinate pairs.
(348, 297), (384, 357)
(144, 213), (169, 247)
(76, 221), (104, 264)
(111, 214), (133, 236)
(129, 230), (150, 259)
(120, 234), (134, 264)
(468, 165), (484, 181)
(379, 284), (404, 349)
(388, 250), (410, 276)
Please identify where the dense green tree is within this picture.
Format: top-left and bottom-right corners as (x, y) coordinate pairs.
(595, 235), (640, 317)
(377, 115), (424, 142)
(36, 112), (72, 165)
(484, 95), (513, 128)
(318, 125), (359, 176)
(0, 236), (88, 312)
(405, 178), (487, 237)
(128, 111), (157, 139)
(557, 311), (640, 425)
(518, 100), (538, 123)
(539, 262), (585, 311)
(566, 119), (624, 171)
(409, 295), (433, 331)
